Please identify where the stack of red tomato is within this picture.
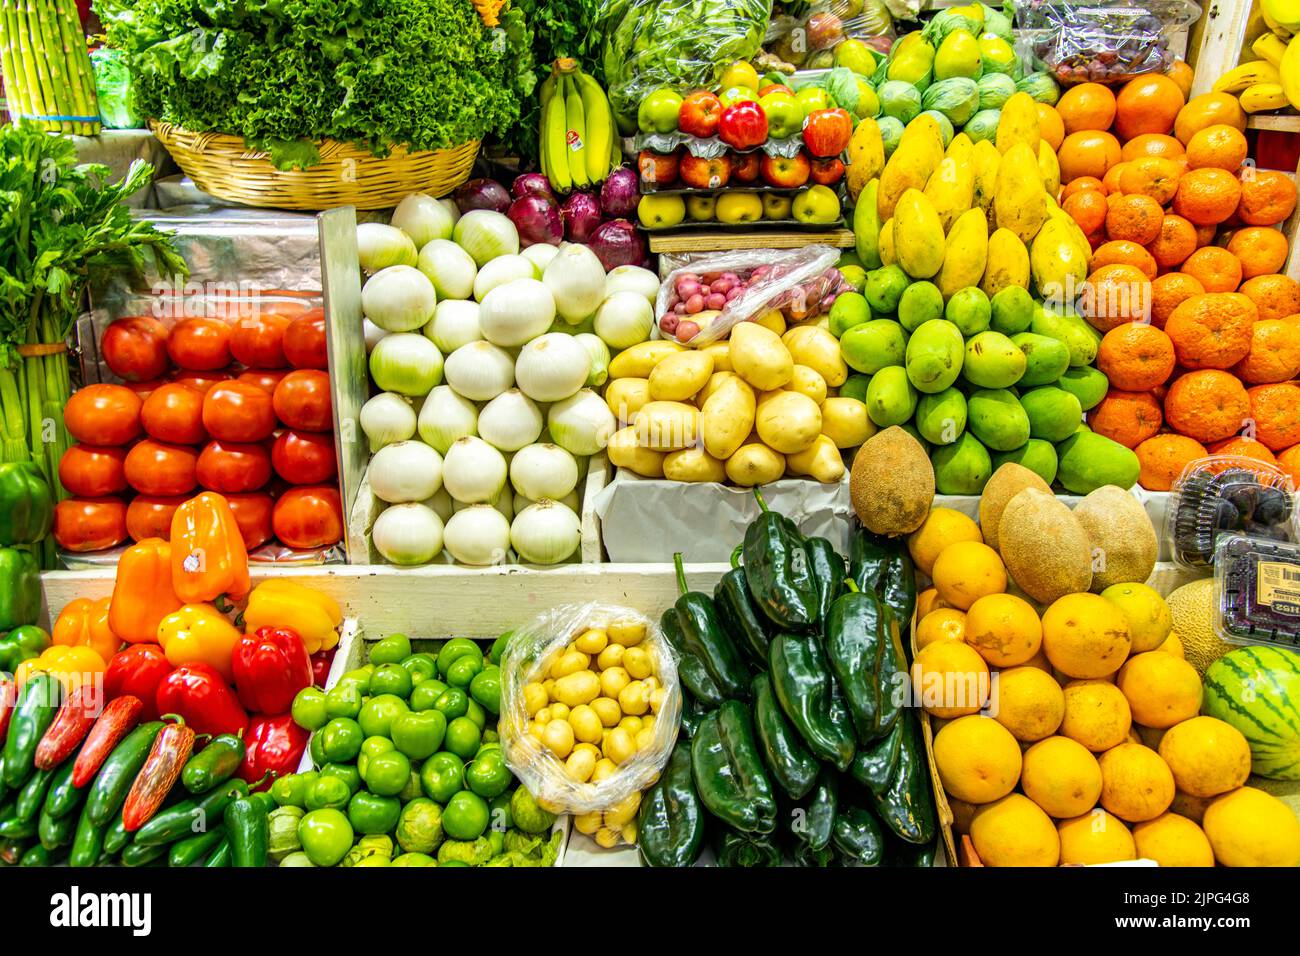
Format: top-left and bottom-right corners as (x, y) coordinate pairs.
(52, 297), (344, 556)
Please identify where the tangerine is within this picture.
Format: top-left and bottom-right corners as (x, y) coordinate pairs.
(1088, 389), (1164, 448)
(1163, 370), (1251, 443)
(1240, 273), (1300, 321)
(1247, 382), (1300, 451)
(1179, 246), (1243, 293)
(1174, 92), (1247, 145)
(1059, 130), (1123, 183)
(1105, 194), (1164, 245)
(1038, 102), (1065, 151)
(1117, 157), (1183, 205)
(1237, 169), (1298, 226)
(1080, 264), (1152, 332)
(1172, 167), (1243, 226)
(1164, 292), (1256, 369)
(1135, 433), (1209, 491)
(1115, 74), (1185, 140)
(1058, 82), (1118, 134)
(1147, 215), (1199, 270)
(1149, 272), (1205, 328)
(1226, 226), (1289, 278)
(1091, 239), (1158, 279)
(1185, 124), (1249, 171)
(1097, 322), (1176, 391)
(1120, 133), (1185, 163)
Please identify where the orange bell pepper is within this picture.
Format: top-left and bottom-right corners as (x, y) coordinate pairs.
(241, 580), (342, 654)
(170, 493), (250, 604)
(17, 645), (107, 692)
(52, 597), (121, 665)
(109, 538), (183, 644)
(156, 603), (242, 681)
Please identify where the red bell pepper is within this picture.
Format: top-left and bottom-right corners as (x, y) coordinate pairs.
(238, 713), (308, 791)
(230, 626), (312, 715)
(104, 644), (174, 721)
(34, 684), (104, 770)
(311, 648), (335, 688)
(122, 714), (197, 831)
(154, 662), (248, 739)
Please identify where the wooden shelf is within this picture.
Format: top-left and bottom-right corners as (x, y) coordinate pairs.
(648, 227), (855, 254)
(1247, 113), (1300, 132)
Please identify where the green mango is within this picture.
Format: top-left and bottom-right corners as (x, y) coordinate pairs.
(915, 387), (967, 445)
(865, 367), (919, 427)
(1056, 366), (1110, 411)
(992, 440), (1059, 486)
(1020, 385), (1083, 442)
(905, 319), (964, 393)
(963, 330), (1026, 389)
(966, 389), (1031, 451)
(1011, 333), (1070, 387)
(842, 319), (908, 374)
(1055, 431), (1141, 494)
(1030, 306), (1099, 368)
(931, 432), (993, 494)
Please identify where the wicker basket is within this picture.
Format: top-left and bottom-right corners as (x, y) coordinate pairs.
(151, 122), (480, 210)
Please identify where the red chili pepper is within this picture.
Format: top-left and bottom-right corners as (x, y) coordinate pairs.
(104, 643), (174, 721)
(154, 662), (248, 739)
(0, 679), (16, 744)
(310, 649), (335, 688)
(71, 695), (144, 788)
(121, 714), (197, 831)
(231, 626), (313, 715)
(238, 713), (308, 791)
(34, 684), (104, 770)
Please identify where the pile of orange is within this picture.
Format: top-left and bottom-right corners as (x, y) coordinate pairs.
(1048, 74), (1300, 491)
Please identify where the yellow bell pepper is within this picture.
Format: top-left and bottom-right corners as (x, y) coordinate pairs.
(156, 603), (242, 681)
(16, 645), (106, 691)
(242, 580), (341, 654)
(52, 597), (121, 667)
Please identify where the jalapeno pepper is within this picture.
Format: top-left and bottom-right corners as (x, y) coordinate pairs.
(41, 758), (86, 820)
(84, 720), (164, 826)
(690, 699), (775, 835)
(68, 804), (106, 867)
(743, 490), (819, 630)
(122, 715), (198, 831)
(3, 674), (60, 788)
(169, 826), (226, 867)
(768, 632), (855, 771)
(713, 546), (772, 667)
(226, 792), (270, 867)
(182, 730), (246, 794)
(14, 765), (56, 822)
(133, 776), (250, 846)
(38, 803), (77, 849)
(666, 553), (748, 701)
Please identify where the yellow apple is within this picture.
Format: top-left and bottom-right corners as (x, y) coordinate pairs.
(718, 60), (760, 94)
(716, 192), (763, 224)
(638, 194), (686, 229)
(686, 195), (717, 221)
(761, 194), (793, 220)
(791, 185), (841, 224)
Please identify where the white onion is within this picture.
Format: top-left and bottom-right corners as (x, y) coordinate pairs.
(514, 488), (580, 515)
(425, 299), (482, 354)
(514, 333), (590, 402)
(453, 210), (519, 268)
(543, 243), (607, 323)
(442, 436), (508, 503)
(455, 492), (514, 521)
(391, 193), (455, 248)
(373, 503), (444, 565)
(443, 341), (515, 401)
(438, 198), (460, 226)
(547, 389), (616, 456)
(417, 239), (477, 300)
(418, 385), (478, 454)
(369, 440), (444, 503)
(363, 319), (389, 353)
(422, 487), (455, 523)
(511, 500), (581, 565)
(522, 243), (560, 273)
(357, 222), (418, 274)
(359, 392), (417, 453)
(603, 264), (661, 302)
(443, 505), (511, 566)
(362, 265), (437, 333)
(369, 334), (443, 396)
(575, 333), (610, 387)
(478, 278), (556, 347)
(593, 290), (655, 350)
(473, 254), (537, 301)
(477, 389), (543, 452)
(510, 443), (578, 502)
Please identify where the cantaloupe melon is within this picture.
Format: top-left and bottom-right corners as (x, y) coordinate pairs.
(996, 488), (1092, 603)
(1165, 578), (1235, 676)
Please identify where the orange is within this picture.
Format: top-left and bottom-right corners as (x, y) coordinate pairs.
(1091, 239), (1158, 279)
(1147, 215), (1199, 270)
(907, 506), (983, 576)
(1233, 319), (1300, 384)
(1135, 433), (1209, 491)
(1121, 133), (1185, 163)
(1105, 194), (1165, 244)
(931, 540), (1007, 610)
(1185, 124), (1249, 171)
(1102, 160), (1130, 195)
(1063, 189), (1109, 235)
(1097, 322), (1176, 390)
(1172, 167), (1243, 226)
(1059, 130), (1122, 183)
(1037, 102), (1065, 151)
(1164, 292), (1256, 369)
(1174, 92), (1247, 145)
(1115, 74), (1185, 140)
(1117, 157), (1183, 205)
(964, 593), (1043, 668)
(1062, 175), (1105, 199)
(1240, 273), (1300, 321)
(1208, 436), (1279, 465)
(1248, 382), (1300, 451)
(1088, 389), (1164, 448)
(1227, 226), (1290, 278)
(1163, 370), (1252, 442)
(1276, 444), (1300, 486)
(1058, 82), (1118, 134)
(1237, 169), (1298, 226)
(1167, 60), (1196, 99)
(1179, 246), (1243, 293)
(1150, 272), (1205, 328)
(1080, 264), (1152, 332)
(916, 607), (967, 650)
(1195, 223), (1219, 247)
(911, 643), (991, 719)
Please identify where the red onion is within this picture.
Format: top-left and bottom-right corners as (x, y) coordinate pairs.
(599, 166), (640, 219)
(454, 178), (511, 214)
(588, 218), (646, 272)
(511, 173), (554, 202)
(561, 191), (603, 243)
(507, 195), (564, 248)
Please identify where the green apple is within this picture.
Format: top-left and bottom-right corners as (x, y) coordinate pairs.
(638, 194), (686, 229)
(638, 88), (684, 134)
(686, 195), (717, 221)
(719, 85), (759, 107)
(759, 90), (803, 139)
(716, 192), (763, 224)
(791, 185), (841, 224)
(761, 194), (793, 220)
(794, 87), (833, 118)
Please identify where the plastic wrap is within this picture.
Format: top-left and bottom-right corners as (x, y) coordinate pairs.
(500, 602), (682, 833)
(90, 47), (140, 130)
(655, 245), (844, 344)
(760, 0), (897, 74)
(1013, 0), (1200, 86)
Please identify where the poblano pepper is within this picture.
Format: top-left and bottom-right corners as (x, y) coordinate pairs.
(793, 841), (838, 867)
(751, 672), (818, 801)
(714, 826), (781, 867)
(867, 710), (936, 846)
(825, 582), (903, 744)
(879, 545), (917, 632)
(768, 633), (855, 771)
(637, 742), (705, 868)
(790, 768), (837, 853)
(690, 700), (775, 835)
(0, 462), (52, 546)
(667, 553), (748, 700)
(743, 490), (818, 630)
(659, 609), (722, 709)
(803, 535), (845, 626)
(850, 714), (904, 797)
(0, 548), (41, 631)
(713, 546), (772, 667)
(833, 801), (884, 867)
(678, 691), (707, 740)
(848, 527), (892, 593)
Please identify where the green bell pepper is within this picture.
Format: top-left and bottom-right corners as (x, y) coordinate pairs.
(790, 768), (837, 852)
(636, 741), (704, 868)
(832, 800), (884, 866)
(768, 633), (856, 771)
(714, 826), (781, 867)
(751, 672), (818, 800)
(743, 490), (819, 630)
(691, 700), (775, 835)
(804, 535), (845, 626)
(866, 710), (936, 846)
(0, 548), (41, 631)
(713, 546), (772, 667)
(0, 625), (50, 672)
(825, 584), (903, 744)
(660, 607), (723, 709)
(0, 462), (52, 546)
(666, 553), (748, 701)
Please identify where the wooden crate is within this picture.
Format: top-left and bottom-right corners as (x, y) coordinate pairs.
(648, 228), (855, 254)
(1187, 0), (1300, 126)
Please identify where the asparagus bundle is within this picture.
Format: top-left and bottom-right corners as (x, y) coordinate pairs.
(0, 0), (99, 134)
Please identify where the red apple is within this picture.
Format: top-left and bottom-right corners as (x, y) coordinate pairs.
(638, 149), (681, 186)
(679, 153), (732, 190)
(759, 152), (811, 188)
(810, 155), (846, 185)
(802, 108), (852, 158)
(757, 83), (794, 98)
(718, 101), (768, 150)
(678, 90), (723, 138)
(731, 151), (761, 183)
(806, 12), (845, 50)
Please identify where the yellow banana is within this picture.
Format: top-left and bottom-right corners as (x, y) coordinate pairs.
(576, 70), (612, 184)
(1254, 32), (1290, 68)
(1240, 83), (1291, 112)
(1282, 35), (1300, 109)
(1263, 0), (1300, 34)
(1213, 60), (1281, 94)
(539, 72), (559, 109)
(564, 75), (590, 189)
(544, 80), (571, 193)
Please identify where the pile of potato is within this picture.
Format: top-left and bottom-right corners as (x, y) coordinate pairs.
(604, 311), (874, 485)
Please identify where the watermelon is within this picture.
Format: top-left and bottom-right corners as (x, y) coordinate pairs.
(1203, 646), (1300, 780)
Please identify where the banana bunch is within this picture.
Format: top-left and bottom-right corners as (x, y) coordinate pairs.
(1213, 24), (1300, 114)
(541, 60), (620, 194)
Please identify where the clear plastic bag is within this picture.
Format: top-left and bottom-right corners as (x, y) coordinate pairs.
(760, 0), (897, 74)
(91, 47), (140, 129)
(1012, 0), (1201, 86)
(499, 602), (682, 831)
(655, 245), (844, 344)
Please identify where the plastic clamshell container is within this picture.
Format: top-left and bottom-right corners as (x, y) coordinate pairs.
(1214, 534), (1300, 650)
(1163, 456), (1298, 571)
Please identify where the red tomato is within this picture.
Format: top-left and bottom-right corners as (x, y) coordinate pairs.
(58, 444), (128, 498)
(167, 317), (232, 371)
(272, 485), (343, 549)
(171, 370), (230, 395)
(123, 439), (199, 496)
(65, 384), (143, 446)
(121, 379), (166, 402)
(237, 369), (291, 395)
(272, 370), (332, 432)
(230, 312), (291, 369)
(101, 316), (170, 382)
(140, 383), (207, 445)
(283, 309), (328, 370)
(126, 495), (188, 541)
(225, 492), (275, 550)
(271, 430), (337, 485)
(196, 440), (272, 493)
(202, 382), (276, 443)
(53, 497), (129, 552)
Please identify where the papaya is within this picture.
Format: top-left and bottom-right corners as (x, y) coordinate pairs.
(1030, 216), (1089, 300)
(1037, 140), (1061, 198)
(994, 143), (1047, 244)
(878, 114), (945, 222)
(971, 140), (1001, 230)
(945, 131), (974, 163)
(995, 92), (1041, 155)
(887, 31), (937, 88)
(980, 228), (1030, 297)
(854, 178), (882, 269)
(924, 156), (975, 232)
(847, 120), (886, 202)
(880, 217), (897, 267)
(934, 29), (983, 80)
(937, 207), (989, 300)
(893, 188), (946, 280)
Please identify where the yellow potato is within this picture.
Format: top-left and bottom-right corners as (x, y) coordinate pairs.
(573, 628), (608, 655)
(541, 678), (555, 698)
(590, 696), (622, 728)
(608, 618), (646, 646)
(604, 378), (651, 424)
(592, 758), (618, 783)
(730, 321), (794, 391)
(604, 727), (637, 765)
(641, 714), (656, 731)
(701, 341), (732, 373)
(528, 720), (546, 742)
(595, 643), (625, 671)
(782, 325), (848, 386)
(649, 350), (714, 402)
(548, 702), (570, 722)
(535, 707), (551, 725)
(594, 827), (622, 848)
(663, 446), (726, 483)
(622, 646), (653, 680)
(696, 371), (744, 408)
(607, 426), (665, 478)
(820, 397), (875, 448)
(565, 747), (597, 782)
(788, 365), (828, 405)
(609, 340), (684, 379)
(574, 811), (602, 835)
(636, 726), (656, 750)
(542, 718), (575, 758)
(618, 715), (643, 734)
(569, 704), (603, 743)
(701, 376), (757, 460)
(599, 666), (631, 698)
(633, 401), (700, 451)
(619, 680), (652, 716)
(752, 309), (786, 337)
(552, 669), (600, 707)
(642, 677), (659, 693)
(786, 433), (847, 483)
(755, 391), (822, 454)
(523, 682), (549, 717)
(725, 442), (786, 486)
(604, 792), (642, 827)
(549, 651), (590, 679)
